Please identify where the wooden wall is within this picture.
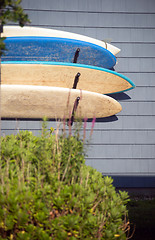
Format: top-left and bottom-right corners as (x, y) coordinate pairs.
(1, 0), (155, 187)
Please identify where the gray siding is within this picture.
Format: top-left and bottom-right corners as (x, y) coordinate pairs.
(1, 0), (155, 186)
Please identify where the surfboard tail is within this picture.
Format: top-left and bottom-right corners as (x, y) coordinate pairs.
(106, 43), (121, 55)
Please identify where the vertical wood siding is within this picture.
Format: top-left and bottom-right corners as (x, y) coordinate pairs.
(1, 0), (155, 186)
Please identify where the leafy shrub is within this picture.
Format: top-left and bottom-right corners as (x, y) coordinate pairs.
(0, 122), (130, 239)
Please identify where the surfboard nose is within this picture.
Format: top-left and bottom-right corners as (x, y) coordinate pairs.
(72, 90), (122, 119)
(116, 99), (122, 114)
(130, 81), (136, 89)
(102, 95), (122, 117)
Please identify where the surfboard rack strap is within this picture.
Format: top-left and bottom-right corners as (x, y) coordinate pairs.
(73, 48), (80, 63)
(67, 96), (80, 126)
(72, 72), (81, 89)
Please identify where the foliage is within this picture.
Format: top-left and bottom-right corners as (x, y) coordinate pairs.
(0, 0), (30, 26)
(0, 0), (30, 56)
(0, 37), (6, 56)
(0, 122), (130, 239)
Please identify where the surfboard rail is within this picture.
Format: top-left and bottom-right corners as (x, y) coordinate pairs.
(2, 26), (120, 55)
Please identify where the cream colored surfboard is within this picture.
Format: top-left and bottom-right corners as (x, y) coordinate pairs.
(1, 62), (135, 94)
(1, 85), (122, 119)
(2, 26), (120, 55)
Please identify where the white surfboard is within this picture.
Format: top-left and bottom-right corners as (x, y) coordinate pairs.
(2, 26), (120, 55)
(1, 85), (122, 119)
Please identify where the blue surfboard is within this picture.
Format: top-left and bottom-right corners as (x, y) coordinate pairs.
(2, 36), (116, 69)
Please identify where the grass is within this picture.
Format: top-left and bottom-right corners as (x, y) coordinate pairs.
(127, 197), (155, 240)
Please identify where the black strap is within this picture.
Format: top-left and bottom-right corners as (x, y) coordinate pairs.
(72, 72), (81, 89)
(67, 96), (80, 126)
(73, 48), (80, 63)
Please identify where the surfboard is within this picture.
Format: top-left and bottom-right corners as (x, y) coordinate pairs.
(2, 26), (120, 56)
(1, 85), (122, 119)
(1, 61), (135, 94)
(2, 36), (116, 69)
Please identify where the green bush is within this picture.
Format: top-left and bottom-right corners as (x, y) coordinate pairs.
(0, 122), (130, 239)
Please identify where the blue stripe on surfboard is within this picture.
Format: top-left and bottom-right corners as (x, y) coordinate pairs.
(2, 36), (116, 69)
(2, 61), (136, 94)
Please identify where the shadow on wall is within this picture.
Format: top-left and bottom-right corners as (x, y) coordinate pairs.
(108, 92), (131, 101)
(87, 115), (118, 122)
(88, 92), (131, 123)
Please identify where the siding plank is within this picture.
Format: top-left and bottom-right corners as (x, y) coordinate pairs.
(87, 145), (155, 158)
(115, 58), (155, 72)
(86, 159), (155, 175)
(2, 116), (155, 131)
(22, 0), (155, 13)
(116, 43), (155, 57)
(120, 102), (155, 116)
(86, 130), (155, 144)
(22, 11), (155, 28)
